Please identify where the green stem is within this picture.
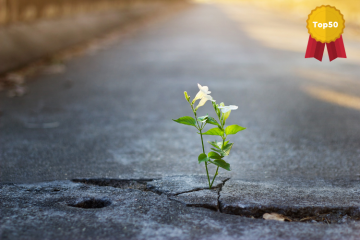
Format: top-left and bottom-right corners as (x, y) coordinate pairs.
(209, 166), (219, 188)
(199, 128), (205, 153)
(192, 108), (211, 189)
(209, 109), (227, 188)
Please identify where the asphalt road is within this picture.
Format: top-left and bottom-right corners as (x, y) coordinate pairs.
(3, 3), (360, 239)
(2, 3), (360, 185)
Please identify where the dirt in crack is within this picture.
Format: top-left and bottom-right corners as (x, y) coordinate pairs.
(230, 207), (360, 224)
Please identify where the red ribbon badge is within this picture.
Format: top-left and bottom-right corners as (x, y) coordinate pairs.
(305, 35), (347, 62)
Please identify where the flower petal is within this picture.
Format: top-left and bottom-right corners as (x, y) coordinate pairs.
(196, 95), (214, 109)
(197, 83), (211, 94)
(219, 105), (238, 113)
(229, 105), (238, 110)
(193, 90), (206, 101)
(220, 107), (231, 113)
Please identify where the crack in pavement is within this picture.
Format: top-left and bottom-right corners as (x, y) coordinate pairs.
(70, 176), (360, 224)
(72, 176), (229, 212)
(217, 178), (230, 213)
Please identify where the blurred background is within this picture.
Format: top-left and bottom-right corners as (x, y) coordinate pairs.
(0, 0), (178, 24)
(1, 0), (360, 183)
(206, 0), (360, 26)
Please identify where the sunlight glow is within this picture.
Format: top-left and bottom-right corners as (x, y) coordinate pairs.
(303, 86), (360, 111)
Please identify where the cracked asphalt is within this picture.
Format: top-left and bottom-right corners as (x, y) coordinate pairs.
(2, 2), (360, 239)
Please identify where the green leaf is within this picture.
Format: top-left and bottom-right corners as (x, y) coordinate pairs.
(206, 117), (220, 127)
(211, 148), (225, 157)
(209, 141), (233, 156)
(202, 127), (223, 136)
(225, 124), (246, 135)
(207, 140), (222, 149)
(198, 153), (209, 163)
(198, 115), (208, 123)
(222, 143), (234, 156)
(173, 116), (197, 127)
(213, 159), (231, 171)
(211, 147), (221, 152)
(208, 151), (222, 159)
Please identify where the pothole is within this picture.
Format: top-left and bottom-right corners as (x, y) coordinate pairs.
(68, 197), (111, 209)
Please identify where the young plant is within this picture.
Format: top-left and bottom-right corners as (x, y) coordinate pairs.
(173, 84), (246, 189)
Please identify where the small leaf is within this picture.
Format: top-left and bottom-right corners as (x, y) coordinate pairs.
(263, 213), (292, 222)
(222, 143), (234, 156)
(208, 140), (222, 149)
(213, 159), (231, 171)
(206, 117), (220, 126)
(208, 151), (222, 160)
(173, 116), (197, 127)
(225, 124), (246, 135)
(211, 148), (226, 157)
(198, 115), (208, 123)
(202, 128), (223, 136)
(198, 153), (209, 163)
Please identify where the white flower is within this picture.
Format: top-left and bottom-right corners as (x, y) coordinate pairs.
(218, 105), (238, 113)
(193, 83), (211, 102)
(196, 95), (215, 109)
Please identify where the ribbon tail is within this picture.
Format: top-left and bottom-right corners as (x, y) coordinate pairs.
(305, 35), (325, 62)
(326, 41), (337, 62)
(326, 35), (347, 62)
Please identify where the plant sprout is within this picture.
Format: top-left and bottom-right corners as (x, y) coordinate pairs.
(173, 83), (246, 189)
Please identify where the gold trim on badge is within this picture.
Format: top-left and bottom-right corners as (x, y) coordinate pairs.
(307, 5), (345, 43)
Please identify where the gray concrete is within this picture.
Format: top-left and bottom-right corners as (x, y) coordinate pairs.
(220, 178), (360, 222)
(2, 177), (360, 239)
(2, 2), (360, 239)
(146, 175), (227, 195)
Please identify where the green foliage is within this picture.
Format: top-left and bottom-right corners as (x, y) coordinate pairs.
(209, 142), (233, 156)
(210, 148), (224, 155)
(198, 153), (209, 163)
(206, 116), (220, 127)
(221, 142), (234, 156)
(202, 128), (223, 136)
(208, 140), (222, 149)
(213, 159), (231, 171)
(173, 116), (197, 127)
(225, 124), (246, 135)
(198, 115), (208, 123)
(208, 151), (223, 160)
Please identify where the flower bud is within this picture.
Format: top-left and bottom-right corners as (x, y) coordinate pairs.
(184, 91), (190, 102)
